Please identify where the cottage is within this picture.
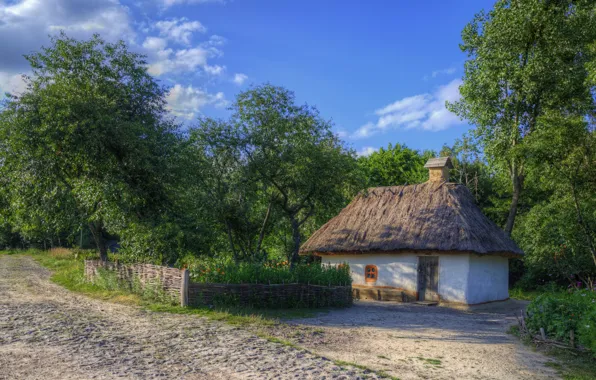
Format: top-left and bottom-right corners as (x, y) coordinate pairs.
(300, 157), (523, 305)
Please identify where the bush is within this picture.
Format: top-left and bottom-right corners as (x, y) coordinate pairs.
(180, 256), (351, 286)
(526, 289), (596, 355)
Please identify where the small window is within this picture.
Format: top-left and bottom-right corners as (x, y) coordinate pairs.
(365, 265), (378, 283)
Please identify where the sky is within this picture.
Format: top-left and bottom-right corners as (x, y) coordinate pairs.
(0, 0), (497, 155)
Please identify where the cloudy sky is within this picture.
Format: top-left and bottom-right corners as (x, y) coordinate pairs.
(0, 0), (496, 155)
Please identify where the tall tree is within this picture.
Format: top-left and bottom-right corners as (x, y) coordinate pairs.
(231, 85), (360, 266)
(0, 33), (179, 260)
(184, 118), (276, 263)
(448, 0), (596, 235)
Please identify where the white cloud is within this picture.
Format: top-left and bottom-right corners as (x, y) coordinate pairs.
(142, 37), (167, 51)
(423, 67), (457, 81)
(0, 0), (134, 73)
(335, 129), (348, 139)
(233, 73), (248, 85)
(206, 35), (226, 47)
(351, 79), (462, 139)
(155, 18), (206, 45)
(0, 72), (27, 95)
(352, 122), (377, 139)
(357, 146), (378, 157)
(166, 84), (227, 120)
(146, 46), (225, 76)
(162, 0), (224, 8)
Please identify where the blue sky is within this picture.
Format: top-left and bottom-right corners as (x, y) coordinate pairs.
(0, 0), (497, 155)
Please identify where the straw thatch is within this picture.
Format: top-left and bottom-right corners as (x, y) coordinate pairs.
(300, 181), (523, 256)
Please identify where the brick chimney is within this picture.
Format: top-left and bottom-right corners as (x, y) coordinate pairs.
(424, 157), (453, 183)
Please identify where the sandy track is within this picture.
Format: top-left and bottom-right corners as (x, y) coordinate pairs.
(0, 255), (379, 380)
(263, 300), (561, 380)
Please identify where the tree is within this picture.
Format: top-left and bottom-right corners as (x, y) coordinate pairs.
(448, 0), (596, 235)
(231, 85), (360, 266)
(0, 33), (179, 261)
(184, 118), (276, 263)
(358, 143), (434, 187)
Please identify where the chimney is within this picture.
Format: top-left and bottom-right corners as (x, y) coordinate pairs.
(424, 157), (453, 183)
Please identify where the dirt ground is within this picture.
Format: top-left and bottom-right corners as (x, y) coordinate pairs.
(0, 255), (561, 380)
(0, 255), (382, 380)
(261, 300), (561, 380)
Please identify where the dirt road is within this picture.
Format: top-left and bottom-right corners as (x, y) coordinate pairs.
(0, 255), (379, 380)
(265, 300), (561, 380)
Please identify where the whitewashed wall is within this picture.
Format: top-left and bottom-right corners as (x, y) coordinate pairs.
(323, 254), (418, 291)
(466, 254), (509, 304)
(322, 253), (510, 304)
(437, 254), (469, 303)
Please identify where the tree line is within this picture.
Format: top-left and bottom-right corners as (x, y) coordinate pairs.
(1, 0), (595, 289)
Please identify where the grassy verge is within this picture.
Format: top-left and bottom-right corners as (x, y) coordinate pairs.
(6, 248), (398, 379)
(509, 287), (545, 301)
(24, 249), (320, 327)
(509, 325), (596, 380)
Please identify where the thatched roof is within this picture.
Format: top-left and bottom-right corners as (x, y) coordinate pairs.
(301, 181), (523, 256)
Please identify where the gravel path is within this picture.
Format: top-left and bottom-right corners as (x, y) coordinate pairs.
(0, 255), (380, 380)
(266, 300), (561, 380)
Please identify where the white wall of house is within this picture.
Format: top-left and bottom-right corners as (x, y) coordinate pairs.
(323, 254), (418, 291)
(437, 254), (469, 303)
(466, 254), (509, 304)
(322, 252), (510, 305)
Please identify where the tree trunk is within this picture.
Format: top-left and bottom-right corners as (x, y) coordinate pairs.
(504, 164), (523, 236)
(89, 221), (108, 262)
(289, 215), (301, 269)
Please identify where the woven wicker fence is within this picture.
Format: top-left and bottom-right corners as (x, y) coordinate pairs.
(84, 260), (352, 309)
(84, 260), (187, 303)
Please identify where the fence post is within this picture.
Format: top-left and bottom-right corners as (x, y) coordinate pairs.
(180, 269), (189, 307)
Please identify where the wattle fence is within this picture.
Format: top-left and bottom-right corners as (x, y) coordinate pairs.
(84, 260), (352, 309)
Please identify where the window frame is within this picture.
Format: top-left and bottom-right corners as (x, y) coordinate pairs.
(365, 264), (378, 283)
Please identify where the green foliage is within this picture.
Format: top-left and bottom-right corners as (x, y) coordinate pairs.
(526, 290), (596, 355)
(0, 33), (180, 260)
(448, 0), (596, 234)
(357, 143), (434, 187)
(188, 84), (361, 265)
(181, 256), (351, 286)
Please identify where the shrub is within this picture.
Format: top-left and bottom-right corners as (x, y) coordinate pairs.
(181, 256), (351, 286)
(526, 289), (596, 355)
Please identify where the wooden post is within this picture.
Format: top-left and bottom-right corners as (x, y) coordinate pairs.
(540, 328), (546, 341)
(180, 269), (189, 307)
(570, 330), (575, 348)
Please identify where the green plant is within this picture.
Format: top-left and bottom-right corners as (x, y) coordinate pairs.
(183, 257), (352, 287)
(526, 290), (596, 356)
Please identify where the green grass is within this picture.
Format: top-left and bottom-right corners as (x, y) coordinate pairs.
(416, 357), (442, 366)
(23, 249), (317, 327)
(509, 287), (545, 301)
(508, 318), (596, 379)
(544, 348), (596, 380)
(333, 360), (400, 380)
(5, 248), (400, 379)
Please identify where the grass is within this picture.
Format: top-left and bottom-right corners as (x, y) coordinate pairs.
(3, 248), (401, 379)
(333, 360), (400, 380)
(416, 357), (442, 366)
(509, 287), (545, 301)
(543, 348), (596, 380)
(25, 249), (320, 327)
(508, 319), (596, 379)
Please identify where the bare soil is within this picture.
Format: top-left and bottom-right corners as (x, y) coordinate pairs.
(260, 300), (561, 380)
(0, 255), (381, 380)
